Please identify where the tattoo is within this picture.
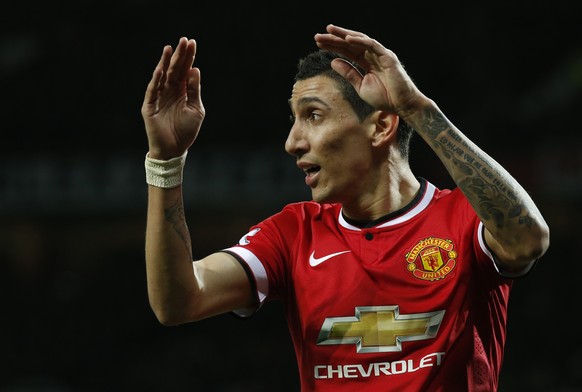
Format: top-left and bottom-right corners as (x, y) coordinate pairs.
(164, 197), (193, 260)
(418, 108), (533, 230)
(422, 108), (449, 140)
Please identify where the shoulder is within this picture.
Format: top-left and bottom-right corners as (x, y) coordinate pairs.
(422, 180), (477, 222)
(279, 201), (340, 219)
(259, 202), (341, 233)
(432, 183), (470, 207)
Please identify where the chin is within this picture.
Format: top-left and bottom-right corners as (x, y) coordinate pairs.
(311, 190), (337, 204)
(310, 191), (325, 203)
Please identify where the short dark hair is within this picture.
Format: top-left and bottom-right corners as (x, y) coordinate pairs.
(295, 50), (414, 158)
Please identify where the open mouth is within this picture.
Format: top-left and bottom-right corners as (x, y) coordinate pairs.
(304, 165), (321, 177)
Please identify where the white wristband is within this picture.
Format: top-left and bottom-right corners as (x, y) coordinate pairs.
(144, 151), (188, 189)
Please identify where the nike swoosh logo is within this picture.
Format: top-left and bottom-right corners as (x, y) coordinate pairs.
(309, 250), (351, 267)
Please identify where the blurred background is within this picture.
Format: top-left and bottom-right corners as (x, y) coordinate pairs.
(0, 1), (580, 391)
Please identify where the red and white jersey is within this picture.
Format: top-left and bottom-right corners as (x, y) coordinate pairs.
(223, 179), (531, 392)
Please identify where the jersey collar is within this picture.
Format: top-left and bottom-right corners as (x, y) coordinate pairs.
(338, 179), (436, 230)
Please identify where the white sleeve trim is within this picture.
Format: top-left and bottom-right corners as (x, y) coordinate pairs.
(224, 246), (269, 316)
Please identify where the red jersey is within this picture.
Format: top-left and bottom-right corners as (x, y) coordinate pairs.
(223, 179), (531, 392)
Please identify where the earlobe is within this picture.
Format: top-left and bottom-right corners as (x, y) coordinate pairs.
(372, 112), (399, 147)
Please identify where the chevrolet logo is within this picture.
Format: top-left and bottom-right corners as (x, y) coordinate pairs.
(317, 306), (445, 353)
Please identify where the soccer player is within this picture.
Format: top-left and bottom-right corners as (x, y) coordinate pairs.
(141, 24), (550, 391)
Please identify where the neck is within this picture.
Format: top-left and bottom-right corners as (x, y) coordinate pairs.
(342, 164), (420, 222)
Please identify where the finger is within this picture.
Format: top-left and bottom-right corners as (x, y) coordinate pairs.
(314, 28), (373, 61)
(315, 23), (380, 55)
(166, 37), (193, 85)
(157, 44), (172, 91)
(314, 36), (361, 60)
(314, 40), (373, 72)
(142, 45), (172, 108)
(330, 58), (363, 90)
(344, 35), (382, 54)
(143, 68), (162, 109)
(178, 39), (197, 81)
(325, 24), (368, 40)
(186, 67), (202, 103)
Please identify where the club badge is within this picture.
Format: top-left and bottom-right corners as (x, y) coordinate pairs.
(405, 237), (457, 281)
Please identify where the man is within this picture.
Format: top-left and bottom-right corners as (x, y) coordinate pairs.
(141, 24), (550, 391)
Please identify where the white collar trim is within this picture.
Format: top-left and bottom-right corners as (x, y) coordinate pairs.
(338, 181), (436, 230)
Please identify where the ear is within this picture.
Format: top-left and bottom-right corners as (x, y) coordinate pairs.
(371, 111), (399, 147)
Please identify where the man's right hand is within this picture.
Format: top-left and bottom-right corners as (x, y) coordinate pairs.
(141, 37), (205, 160)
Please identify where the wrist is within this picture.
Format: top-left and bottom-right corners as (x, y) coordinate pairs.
(397, 95), (434, 122)
(144, 151), (188, 189)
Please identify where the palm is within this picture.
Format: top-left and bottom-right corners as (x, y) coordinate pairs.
(358, 50), (417, 114)
(145, 82), (203, 154)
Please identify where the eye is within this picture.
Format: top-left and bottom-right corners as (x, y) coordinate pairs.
(289, 109), (321, 124)
(307, 112), (320, 123)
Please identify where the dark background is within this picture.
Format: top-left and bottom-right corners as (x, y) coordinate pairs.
(1, 1), (580, 391)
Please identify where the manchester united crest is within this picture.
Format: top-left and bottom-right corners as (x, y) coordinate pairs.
(405, 237), (457, 281)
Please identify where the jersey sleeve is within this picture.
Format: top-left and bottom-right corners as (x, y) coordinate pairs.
(221, 203), (301, 316)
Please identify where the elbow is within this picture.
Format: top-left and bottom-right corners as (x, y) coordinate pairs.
(149, 302), (184, 327)
(530, 221), (550, 261)
(490, 218), (550, 270)
(505, 221), (551, 269)
(525, 217), (551, 261)
(148, 295), (211, 326)
(148, 298), (198, 327)
(152, 309), (184, 327)
(538, 221), (550, 256)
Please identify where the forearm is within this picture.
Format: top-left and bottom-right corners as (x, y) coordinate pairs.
(404, 99), (550, 266)
(145, 185), (198, 325)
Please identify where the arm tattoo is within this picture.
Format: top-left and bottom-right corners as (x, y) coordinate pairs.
(164, 197), (193, 260)
(419, 108), (534, 230)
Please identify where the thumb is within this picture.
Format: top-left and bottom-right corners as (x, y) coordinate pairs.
(330, 58), (364, 91)
(186, 67), (202, 105)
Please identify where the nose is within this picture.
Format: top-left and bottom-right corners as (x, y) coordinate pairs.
(285, 122), (308, 157)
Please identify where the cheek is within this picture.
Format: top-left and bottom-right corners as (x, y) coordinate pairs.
(315, 119), (369, 160)
(322, 132), (367, 158)
(322, 140), (368, 177)
(320, 124), (360, 151)
(317, 139), (349, 168)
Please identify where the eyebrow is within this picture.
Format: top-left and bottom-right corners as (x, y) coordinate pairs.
(287, 96), (330, 110)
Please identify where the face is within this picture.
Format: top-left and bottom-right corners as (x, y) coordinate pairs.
(285, 76), (377, 204)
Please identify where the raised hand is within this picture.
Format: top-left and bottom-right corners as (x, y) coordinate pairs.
(314, 24), (427, 118)
(141, 37), (205, 160)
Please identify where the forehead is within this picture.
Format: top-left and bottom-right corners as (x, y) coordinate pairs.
(289, 76), (344, 110)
